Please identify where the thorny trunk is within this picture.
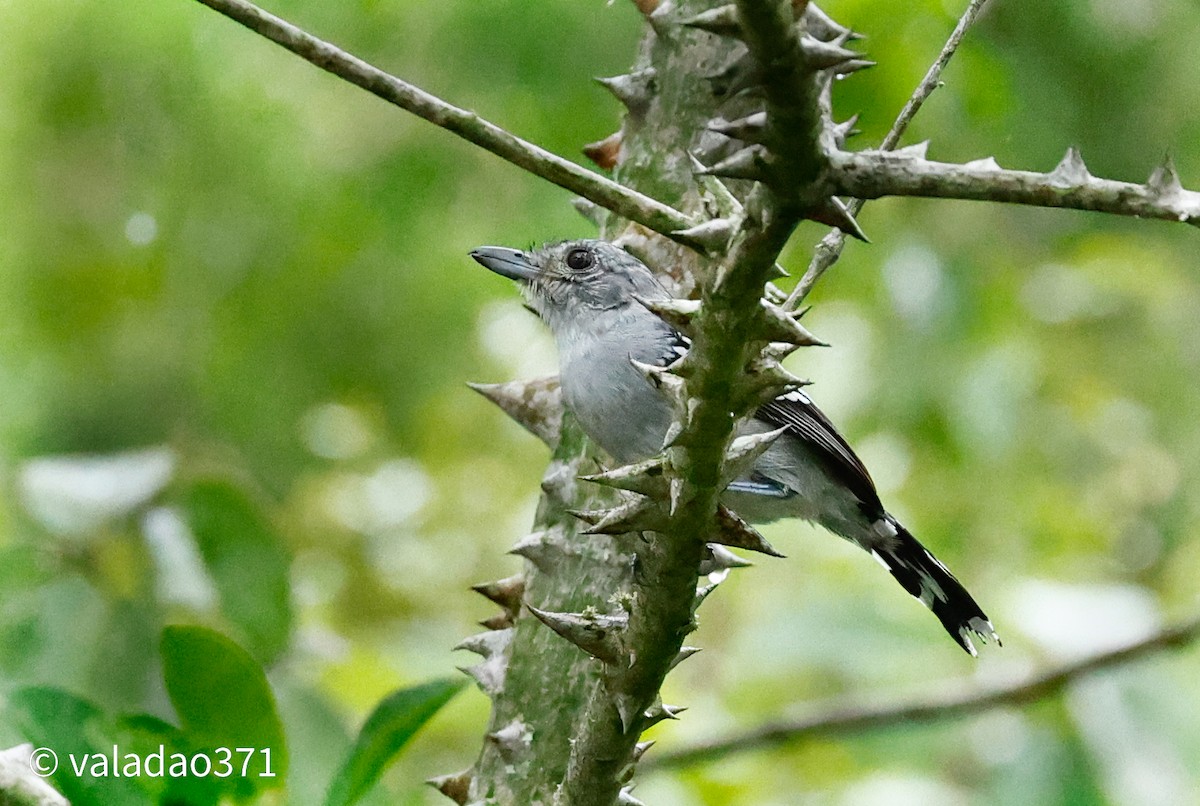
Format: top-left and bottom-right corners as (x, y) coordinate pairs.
(455, 3), (750, 804)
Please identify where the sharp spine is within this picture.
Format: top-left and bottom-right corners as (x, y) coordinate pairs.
(671, 218), (736, 254)
(757, 299), (827, 346)
(618, 786), (649, 806)
(426, 769), (472, 805)
(646, 0), (673, 33)
(707, 111), (768, 143)
(578, 456), (668, 497)
(758, 338), (803, 362)
(831, 113), (861, 148)
(571, 196), (606, 228)
(893, 140), (930, 159)
(1147, 154), (1183, 197)
(632, 295), (702, 333)
(699, 146), (771, 183)
(458, 654), (507, 696)
(668, 475), (685, 517)
(694, 580), (720, 609)
(471, 574), (526, 617)
(509, 529), (565, 572)
(723, 426), (788, 483)
(799, 35), (861, 69)
(810, 197), (869, 242)
(712, 505), (785, 557)
(833, 58), (876, 75)
(699, 543), (753, 574)
(965, 156), (1002, 171)
(1047, 146), (1091, 187)
(669, 646), (702, 671)
(630, 358), (688, 410)
(643, 700), (687, 727)
(486, 719), (531, 760)
(679, 4), (740, 37)
(803, 3), (860, 41)
(742, 359), (808, 408)
(467, 376), (562, 448)
(595, 69), (657, 117)
(479, 613), (512, 631)
(614, 692), (643, 734)
(527, 604), (627, 664)
(574, 496), (670, 535)
(453, 628), (514, 658)
(583, 131), (623, 171)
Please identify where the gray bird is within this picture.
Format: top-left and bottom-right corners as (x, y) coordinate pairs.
(471, 239), (998, 655)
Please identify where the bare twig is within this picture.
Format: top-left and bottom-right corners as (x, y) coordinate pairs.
(644, 612), (1200, 771)
(190, 0), (694, 239)
(878, 0), (993, 153)
(786, 0), (993, 309)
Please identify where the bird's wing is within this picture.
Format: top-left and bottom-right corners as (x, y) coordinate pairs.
(657, 331), (883, 510)
(658, 331), (691, 366)
(756, 390), (883, 513)
(659, 331), (881, 512)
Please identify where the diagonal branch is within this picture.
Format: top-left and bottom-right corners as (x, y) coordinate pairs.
(787, 0), (993, 309)
(190, 0), (694, 239)
(877, 0), (994, 154)
(644, 611), (1200, 771)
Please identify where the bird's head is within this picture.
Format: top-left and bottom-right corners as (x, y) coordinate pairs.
(470, 239), (669, 334)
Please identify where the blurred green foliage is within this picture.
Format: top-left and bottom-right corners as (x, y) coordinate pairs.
(10, 625), (458, 805)
(11, 624), (287, 806)
(324, 677), (465, 806)
(0, 0), (1198, 804)
(159, 625), (288, 790)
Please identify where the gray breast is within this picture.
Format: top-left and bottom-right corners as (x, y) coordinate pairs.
(557, 308), (676, 463)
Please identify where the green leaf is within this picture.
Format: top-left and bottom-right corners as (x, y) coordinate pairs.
(7, 686), (149, 806)
(160, 625), (287, 796)
(109, 714), (219, 806)
(323, 677), (465, 806)
(178, 480), (293, 664)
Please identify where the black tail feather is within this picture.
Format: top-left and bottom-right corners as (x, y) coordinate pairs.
(873, 518), (999, 655)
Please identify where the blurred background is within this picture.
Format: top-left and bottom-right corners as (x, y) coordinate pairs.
(1, 0), (1198, 803)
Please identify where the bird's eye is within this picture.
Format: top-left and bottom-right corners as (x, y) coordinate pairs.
(565, 248), (594, 271)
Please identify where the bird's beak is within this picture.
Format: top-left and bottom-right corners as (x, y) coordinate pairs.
(470, 246), (541, 283)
